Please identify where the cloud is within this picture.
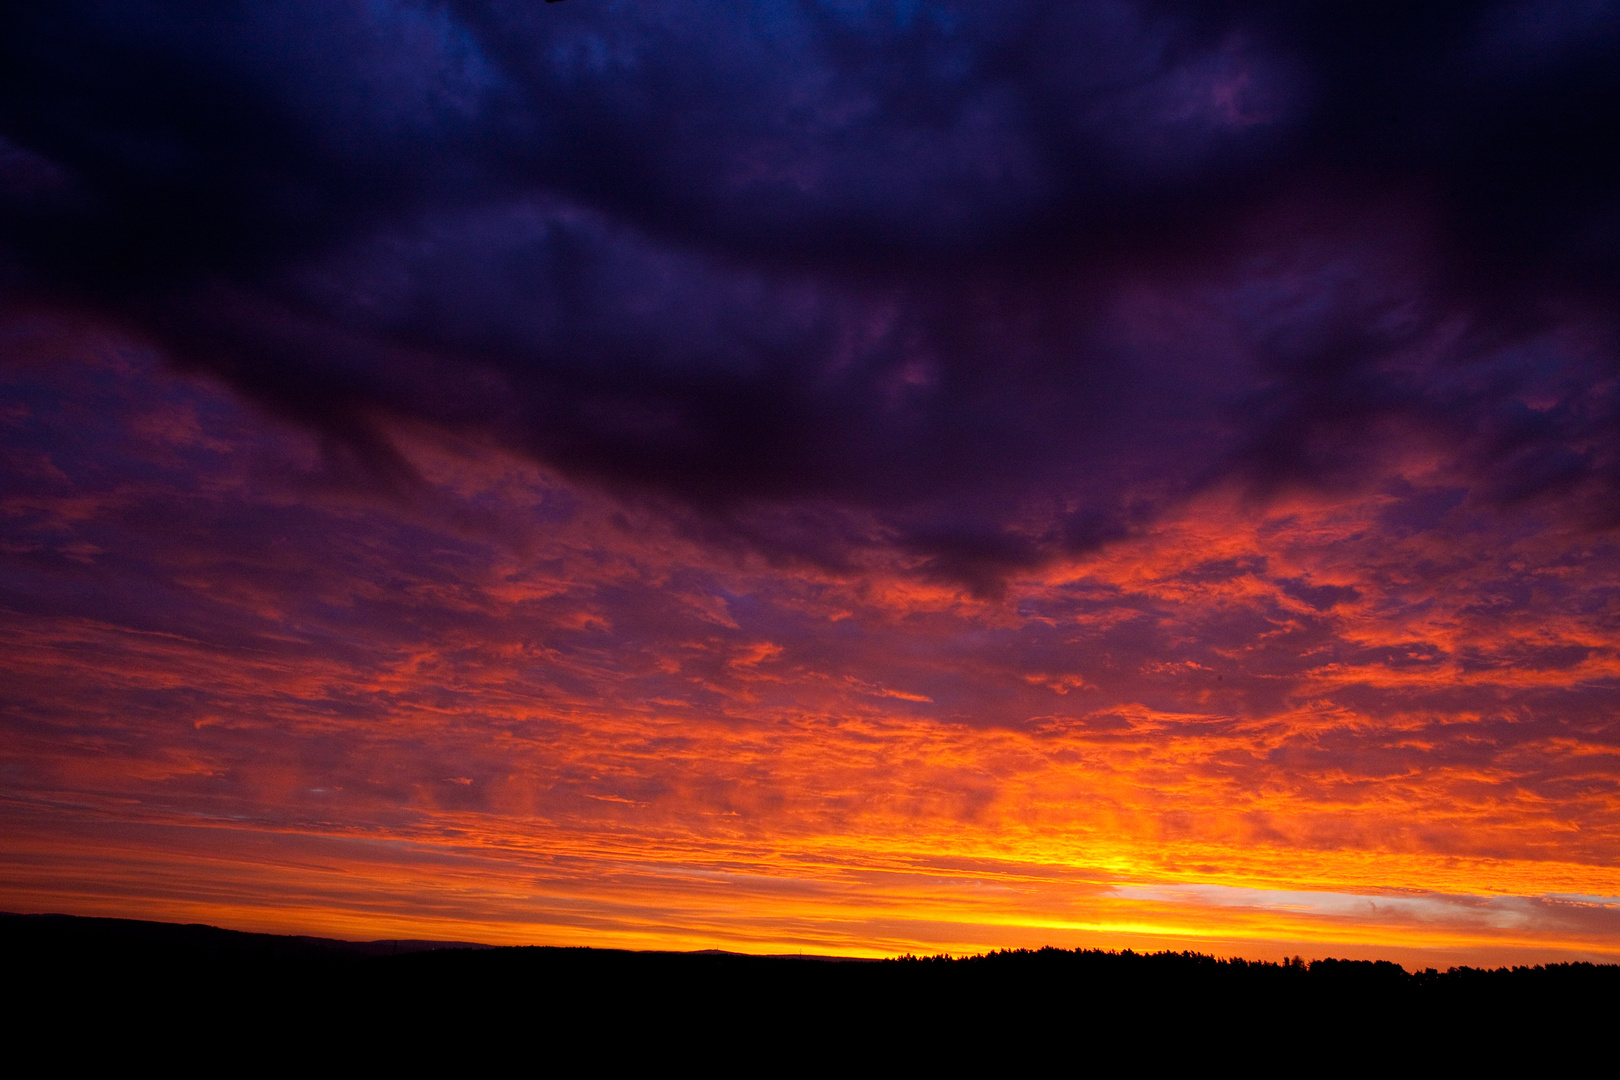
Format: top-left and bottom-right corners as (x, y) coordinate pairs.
(2, 2), (1618, 588)
(5, 337), (1620, 957)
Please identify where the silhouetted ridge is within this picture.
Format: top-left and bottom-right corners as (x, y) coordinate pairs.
(10, 915), (1614, 1064)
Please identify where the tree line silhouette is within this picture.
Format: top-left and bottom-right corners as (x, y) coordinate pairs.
(9, 914), (1612, 1066)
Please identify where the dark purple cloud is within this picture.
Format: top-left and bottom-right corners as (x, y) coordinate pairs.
(3, 1), (1618, 587)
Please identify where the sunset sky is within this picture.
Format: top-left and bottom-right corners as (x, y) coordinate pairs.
(4, 1), (1620, 968)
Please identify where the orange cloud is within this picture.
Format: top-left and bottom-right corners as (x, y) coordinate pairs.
(3, 350), (1619, 966)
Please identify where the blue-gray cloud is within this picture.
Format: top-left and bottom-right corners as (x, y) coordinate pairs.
(3, 1), (1618, 587)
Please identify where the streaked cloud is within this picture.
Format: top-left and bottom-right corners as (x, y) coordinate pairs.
(3, 345), (1617, 961)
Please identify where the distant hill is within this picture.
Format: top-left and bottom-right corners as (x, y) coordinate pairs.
(2, 911), (493, 957)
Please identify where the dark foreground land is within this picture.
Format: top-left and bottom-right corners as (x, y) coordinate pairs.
(8, 913), (1616, 1063)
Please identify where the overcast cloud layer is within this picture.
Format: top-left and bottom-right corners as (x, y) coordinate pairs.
(4, 1), (1619, 587)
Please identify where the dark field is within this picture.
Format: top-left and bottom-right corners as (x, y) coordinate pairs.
(8, 913), (1615, 1064)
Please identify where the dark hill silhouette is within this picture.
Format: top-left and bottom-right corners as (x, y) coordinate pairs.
(3, 911), (492, 959)
(8, 913), (1613, 1066)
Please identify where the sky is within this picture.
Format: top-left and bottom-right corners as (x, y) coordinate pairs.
(3, 1), (1620, 967)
